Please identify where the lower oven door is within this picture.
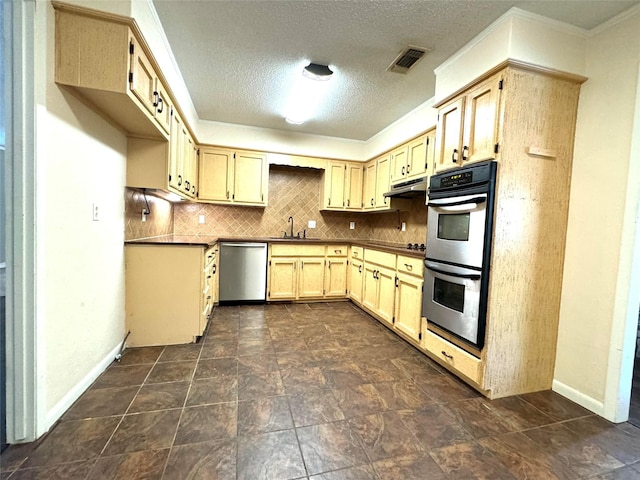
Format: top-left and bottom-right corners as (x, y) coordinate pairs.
(422, 260), (484, 349)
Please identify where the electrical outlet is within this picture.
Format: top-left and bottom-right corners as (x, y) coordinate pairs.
(142, 212), (147, 222)
(198, 214), (205, 224)
(92, 203), (99, 221)
(401, 222), (406, 231)
(349, 221), (355, 230)
(308, 220), (316, 229)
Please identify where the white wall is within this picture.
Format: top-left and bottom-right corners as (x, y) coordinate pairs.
(554, 7), (640, 421)
(434, 8), (587, 103)
(37, 0), (128, 430)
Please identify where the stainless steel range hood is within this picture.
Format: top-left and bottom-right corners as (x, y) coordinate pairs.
(383, 176), (428, 198)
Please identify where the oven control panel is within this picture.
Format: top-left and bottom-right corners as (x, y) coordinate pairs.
(439, 171), (473, 188)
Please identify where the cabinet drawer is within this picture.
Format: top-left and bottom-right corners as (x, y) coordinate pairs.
(364, 249), (396, 269)
(326, 245), (348, 257)
(397, 255), (424, 277)
(423, 330), (484, 385)
(270, 243), (325, 257)
(350, 246), (364, 260)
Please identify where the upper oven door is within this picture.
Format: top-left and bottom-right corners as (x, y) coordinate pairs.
(426, 193), (488, 269)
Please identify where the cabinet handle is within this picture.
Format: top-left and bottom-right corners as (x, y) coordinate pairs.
(452, 148), (458, 163)
(395, 276), (399, 287)
(370, 198), (374, 206)
(347, 199), (350, 207)
(212, 264), (216, 274)
(157, 97), (164, 114)
(178, 175), (182, 186)
(405, 263), (413, 271)
(401, 166), (405, 176)
(441, 350), (454, 360)
(384, 197), (388, 205)
(226, 191), (229, 199)
(185, 180), (190, 191)
(153, 91), (159, 107)
(462, 146), (468, 161)
(192, 185), (196, 194)
(334, 249), (342, 254)
(301, 261), (304, 269)
(328, 263), (331, 270)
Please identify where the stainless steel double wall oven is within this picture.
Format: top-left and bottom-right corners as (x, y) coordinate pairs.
(422, 161), (497, 353)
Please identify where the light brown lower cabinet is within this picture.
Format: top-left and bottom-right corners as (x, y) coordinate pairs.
(125, 244), (214, 346)
(267, 243), (348, 301)
(393, 255), (424, 343)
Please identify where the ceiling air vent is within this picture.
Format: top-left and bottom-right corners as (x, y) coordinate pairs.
(387, 46), (429, 74)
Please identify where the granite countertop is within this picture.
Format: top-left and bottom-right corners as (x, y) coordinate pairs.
(125, 235), (426, 258)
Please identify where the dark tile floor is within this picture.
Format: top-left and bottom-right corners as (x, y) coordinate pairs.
(4, 302), (640, 479)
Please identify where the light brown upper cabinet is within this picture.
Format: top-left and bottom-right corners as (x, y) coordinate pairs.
(390, 145), (409, 184)
(434, 72), (503, 173)
(374, 154), (392, 209)
(198, 147), (268, 206)
(321, 161), (347, 210)
(345, 163), (364, 210)
(390, 130), (435, 184)
(320, 161), (364, 211)
(54, 4), (171, 139)
(362, 160), (377, 211)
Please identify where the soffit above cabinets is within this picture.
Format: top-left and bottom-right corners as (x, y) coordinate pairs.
(152, 0), (638, 141)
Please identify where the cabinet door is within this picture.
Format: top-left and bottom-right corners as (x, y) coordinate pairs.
(182, 131), (197, 198)
(434, 97), (465, 173)
(349, 259), (363, 304)
(324, 161), (346, 209)
(199, 148), (233, 202)
(462, 74), (502, 165)
(376, 266), (396, 326)
(231, 152), (269, 205)
(234, 151), (267, 205)
(390, 145), (409, 184)
(169, 111), (185, 191)
(345, 163), (363, 210)
(269, 258), (297, 300)
(325, 258), (347, 297)
(129, 35), (156, 115)
(406, 134), (428, 180)
(298, 257), (325, 298)
(363, 161), (376, 210)
(375, 154), (391, 208)
(154, 79), (173, 135)
(362, 264), (379, 312)
(394, 273), (423, 342)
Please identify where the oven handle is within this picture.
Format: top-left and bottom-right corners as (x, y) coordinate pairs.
(428, 196), (487, 209)
(425, 261), (482, 280)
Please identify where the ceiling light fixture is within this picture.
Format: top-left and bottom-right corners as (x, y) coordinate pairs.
(284, 62), (334, 125)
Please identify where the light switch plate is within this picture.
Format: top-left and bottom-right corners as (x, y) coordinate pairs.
(92, 203), (99, 221)
(401, 222), (406, 231)
(349, 222), (355, 230)
(308, 220), (316, 228)
(199, 214), (205, 224)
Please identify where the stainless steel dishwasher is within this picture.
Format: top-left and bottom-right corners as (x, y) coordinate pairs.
(218, 242), (268, 303)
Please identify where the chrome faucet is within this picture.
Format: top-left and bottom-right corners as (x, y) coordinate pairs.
(288, 216), (294, 238)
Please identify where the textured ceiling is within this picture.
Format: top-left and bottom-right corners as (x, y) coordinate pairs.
(153, 0), (638, 141)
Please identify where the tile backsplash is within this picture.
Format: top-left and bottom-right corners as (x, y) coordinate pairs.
(125, 188), (174, 241)
(173, 166), (372, 239)
(126, 165), (427, 244)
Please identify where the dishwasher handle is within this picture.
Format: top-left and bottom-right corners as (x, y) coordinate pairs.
(221, 242), (267, 248)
